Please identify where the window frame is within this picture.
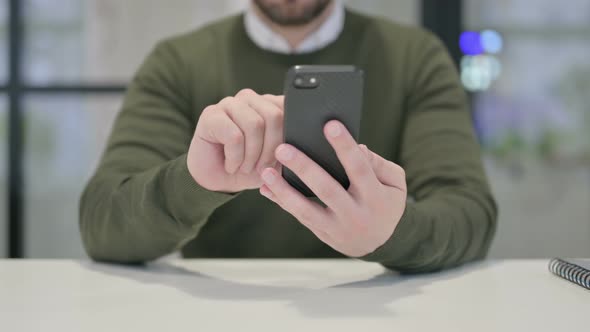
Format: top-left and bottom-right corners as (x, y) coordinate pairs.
(4, 0), (125, 257)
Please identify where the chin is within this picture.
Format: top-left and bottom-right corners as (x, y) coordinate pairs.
(254, 0), (332, 26)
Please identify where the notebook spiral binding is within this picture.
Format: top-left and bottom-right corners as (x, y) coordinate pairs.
(549, 258), (590, 291)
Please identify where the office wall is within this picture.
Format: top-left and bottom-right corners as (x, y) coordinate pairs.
(346, 0), (419, 25)
(7, 0), (418, 258)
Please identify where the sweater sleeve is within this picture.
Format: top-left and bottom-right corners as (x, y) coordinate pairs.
(361, 32), (498, 273)
(79, 40), (236, 263)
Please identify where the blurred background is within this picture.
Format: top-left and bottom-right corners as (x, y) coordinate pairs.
(0, 0), (588, 259)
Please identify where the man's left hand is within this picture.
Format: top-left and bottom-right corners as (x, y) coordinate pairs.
(259, 120), (407, 257)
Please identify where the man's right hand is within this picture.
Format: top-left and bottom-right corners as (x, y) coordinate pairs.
(187, 89), (284, 193)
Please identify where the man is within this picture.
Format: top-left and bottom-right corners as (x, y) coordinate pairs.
(80, 0), (497, 273)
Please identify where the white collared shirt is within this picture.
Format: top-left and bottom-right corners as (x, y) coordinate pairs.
(244, 0), (345, 54)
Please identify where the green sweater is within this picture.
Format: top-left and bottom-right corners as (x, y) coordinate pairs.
(79, 10), (497, 273)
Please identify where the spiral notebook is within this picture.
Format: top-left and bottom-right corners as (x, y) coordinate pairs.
(548, 258), (590, 291)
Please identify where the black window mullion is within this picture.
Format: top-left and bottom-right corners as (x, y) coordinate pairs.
(421, 0), (463, 67)
(8, 0), (24, 258)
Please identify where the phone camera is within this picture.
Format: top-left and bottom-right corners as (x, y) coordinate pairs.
(294, 75), (319, 89)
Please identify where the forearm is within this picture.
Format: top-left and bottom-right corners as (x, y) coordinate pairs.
(79, 155), (235, 263)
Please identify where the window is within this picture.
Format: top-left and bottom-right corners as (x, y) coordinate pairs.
(6, 0), (251, 257)
(346, 0), (419, 26)
(0, 1), (7, 82)
(23, 96), (120, 257)
(465, 0), (590, 258)
(24, 0), (248, 84)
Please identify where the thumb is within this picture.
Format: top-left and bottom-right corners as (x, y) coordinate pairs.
(359, 144), (407, 192)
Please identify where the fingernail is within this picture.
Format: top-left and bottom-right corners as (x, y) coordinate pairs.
(257, 165), (268, 175)
(260, 187), (274, 200)
(327, 122), (342, 138)
(276, 145), (295, 161)
(257, 161), (278, 174)
(261, 169), (276, 184)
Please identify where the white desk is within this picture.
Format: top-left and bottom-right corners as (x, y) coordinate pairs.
(0, 259), (587, 331)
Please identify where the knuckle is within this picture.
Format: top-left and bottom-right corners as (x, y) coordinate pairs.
(245, 115), (265, 134)
(285, 197), (308, 219)
(315, 182), (337, 200)
(267, 107), (284, 125)
(200, 105), (221, 121)
(262, 94), (278, 101)
(258, 149), (275, 163)
(395, 164), (406, 178)
(237, 88), (256, 98)
(253, 115), (265, 130)
(202, 104), (216, 115)
(258, 154), (277, 169)
(292, 154), (309, 174)
(349, 157), (370, 177)
(219, 96), (234, 106)
(263, 94), (283, 107)
(228, 130), (244, 145)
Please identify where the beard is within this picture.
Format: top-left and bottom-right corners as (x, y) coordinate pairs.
(253, 0), (332, 26)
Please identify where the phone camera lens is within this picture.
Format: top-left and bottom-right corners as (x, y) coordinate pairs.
(294, 77), (304, 86)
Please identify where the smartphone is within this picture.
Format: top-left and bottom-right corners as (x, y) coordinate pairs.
(282, 65), (364, 197)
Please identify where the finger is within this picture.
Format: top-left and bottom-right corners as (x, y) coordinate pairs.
(364, 147), (407, 192)
(262, 94), (284, 109)
(259, 184), (278, 203)
(221, 97), (265, 174)
(238, 91), (284, 173)
(324, 121), (379, 194)
(274, 144), (355, 214)
(359, 144), (370, 160)
(260, 184), (333, 244)
(197, 106), (244, 174)
(260, 168), (332, 234)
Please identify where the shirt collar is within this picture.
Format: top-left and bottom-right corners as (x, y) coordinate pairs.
(244, 0), (345, 54)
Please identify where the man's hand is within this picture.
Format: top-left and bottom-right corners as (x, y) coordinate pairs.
(259, 120), (407, 257)
(187, 89), (284, 193)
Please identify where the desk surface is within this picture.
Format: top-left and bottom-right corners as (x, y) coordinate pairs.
(0, 259), (587, 331)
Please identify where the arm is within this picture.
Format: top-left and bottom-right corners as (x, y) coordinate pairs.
(361, 33), (498, 272)
(79, 41), (235, 263)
